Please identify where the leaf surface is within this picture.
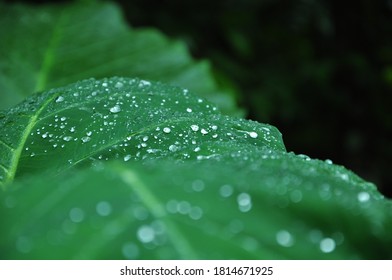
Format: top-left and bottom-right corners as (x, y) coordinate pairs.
(0, 2), (239, 115)
(0, 77), (284, 187)
(1, 153), (391, 259)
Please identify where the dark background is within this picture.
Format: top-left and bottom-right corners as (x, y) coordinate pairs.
(6, 0), (392, 197)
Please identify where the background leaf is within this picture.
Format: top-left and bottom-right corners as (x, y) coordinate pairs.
(0, 1), (240, 115)
(0, 77), (283, 187)
(1, 153), (391, 260)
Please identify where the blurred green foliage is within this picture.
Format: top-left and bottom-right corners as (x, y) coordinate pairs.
(3, 0), (391, 197)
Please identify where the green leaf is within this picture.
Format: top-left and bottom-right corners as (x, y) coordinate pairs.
(0, 77), (284, 188)
(1, 153), (391, 259)
(0, 1), (240, 115)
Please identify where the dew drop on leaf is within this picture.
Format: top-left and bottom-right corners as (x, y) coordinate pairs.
(237, 192), (252, 212)
(81, 136), (91, 143)
(109, 105), (121, 113)
(137, 225), (155, 243)
(123, 155), (131, 162)
(63, 136), (72, 142)
(69, 207), (85, 223)
(96, 201), (112, 217)
(55, 96), (64, 103)
(357, 191), (370, 202)
(320, 238), (336, 253)
(276, 230), (294, 247)
(248, 131), (258, 138)
(219, 185), (234, 198)
(191, 125), (199, 132)
(163, 127), (171, 133)
(122, 242), (139, 259)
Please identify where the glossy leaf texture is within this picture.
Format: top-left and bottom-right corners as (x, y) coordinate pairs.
(1, 152), (391, 260)
(0, 1), (239, 115)
(0, 77), (284, 188)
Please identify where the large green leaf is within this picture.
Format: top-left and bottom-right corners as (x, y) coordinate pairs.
(0, 1), (239, 115)
(0, 77), (284, 188)
(1, 153), (391, 259)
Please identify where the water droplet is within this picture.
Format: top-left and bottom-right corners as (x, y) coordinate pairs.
(211, 125), (218, 130)
(200, 128), (208, 135)
(219, 185), (233, 198)
(248, 131), (258, 138)
(115, 81), (124, 88)
(325, 159), (333, 164)
(69, 207), (85, 223)
(55, 96), (64, 103)
(189, 206), (203, 220)
(186, 108), (192, 113)
(192, 180), (205, 192)
(168, 144), (179, 152)
(177, 201), (191, 215)
(86, 131), (93, 136)
(320, 238), (336, 253)
(63, 136), (72, 142)
(276, 230), (294, 247)
(96, 201), (112, 216)
(357, 191), (370, 202)
(42, 132), (48, 139)
(142, 136), (149, 142)
(237, 192), (252, 212)
(110, 105), (121, 113)
(60, 116), (66, 121)
(123, 155), (131, 162)
(191, 125), (199, 132)
(70, 127), (76, 133)
(122, 242), (139, 259)
(102, 82), (108, 87)
(137, 225), (155, 243)
(81, 136), (91, 143)
(163, 127), (171, 133)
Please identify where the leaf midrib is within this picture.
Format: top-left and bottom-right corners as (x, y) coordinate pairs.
(34, 7), (68, 92)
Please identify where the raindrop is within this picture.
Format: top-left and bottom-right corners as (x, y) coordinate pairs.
(276, 230), (294, 247)
(60, 116), (66, 121)
(186, 108), (192, 113)
(63, 136), (72, 142)
(115, 81), (124, 88)
(81, 136), (91, 143)
(189, 206), (203, 220)
(219, 185), (234, 198)
(55, 96), (64, 103)
(96, 201), (112, 216)
(70, 127), (76, 133)
(163, 127), (171, 133)
(110, 105), (121, 113)
(137, 225), (155, 243)
(192, 180), (205, 192)
(320, 238), (336, 253)
(168, 145), (179, 152)
(123, 155), (131, 162)
(325, 159), (333, 164)
(42, 132), (48, 139)
(191, 125), (199, 132)
(357, 191), (370, 202)
(69, 207), (85, 223)
(237, 192), (252, 212)
(142, 136), (149, 142)
(248, 131), (258, 138)
(166, 200), (178, 214)
(122, 242), (139, 259)
(200, 128), (208, 135)
(177, 201), (191, 214)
